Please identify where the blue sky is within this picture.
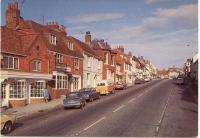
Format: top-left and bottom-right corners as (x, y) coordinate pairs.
(1, 0), (198, 69)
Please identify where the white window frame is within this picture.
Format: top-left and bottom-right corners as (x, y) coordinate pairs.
(87, 56), (91, 67)
(104, 53), (108, 64)
(33, 60), (41, 72)
(68, 41), (74, 51)
(56, 53), (63, 64)
(50, 34), (57, 45)
(3, 56), (19, 69)
(1, 84), (6, 99)
(73, 58), (79, 68)
(9, 80), (26, 99)
(111, 55), (115, 66)
(73, 77), (79, 90)
(53, 74), (68, 89)
(31, 81), (46, 98)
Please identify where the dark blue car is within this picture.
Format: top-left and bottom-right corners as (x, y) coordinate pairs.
(63, 92), (86, 109)
(79, 88), (100, 102)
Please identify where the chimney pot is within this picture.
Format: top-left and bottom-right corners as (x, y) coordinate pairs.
(85, 31), (91, 46)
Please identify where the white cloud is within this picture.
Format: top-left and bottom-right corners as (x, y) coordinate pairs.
(106, 4), (197, 42)
(103, 3), (198, 69)
(67, 13), (125, 23)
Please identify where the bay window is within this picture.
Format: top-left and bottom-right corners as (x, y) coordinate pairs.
(53, 74), (68, 89)
(10, 80), (26, 99)
(31, 81), (46, 97)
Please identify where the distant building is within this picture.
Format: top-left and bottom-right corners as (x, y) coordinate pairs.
(168, 66), (184, 78)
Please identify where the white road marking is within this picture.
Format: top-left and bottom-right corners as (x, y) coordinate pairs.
(128, 98), (135, 103)
(155, 87), (173, 136)
(83, 117), (105, 131)
(113, 105), (125, 113)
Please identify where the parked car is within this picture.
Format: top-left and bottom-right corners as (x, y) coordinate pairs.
(115, 81), (127, 90)
(63, 92), (86, 109)
(135, 78), (144, 84)
(144, 78), (151, 82)
(96, 80), (115, 95)
(1, 113), (16, 134)
(79, 88), (100, 102)
(176, 77), (184, 85)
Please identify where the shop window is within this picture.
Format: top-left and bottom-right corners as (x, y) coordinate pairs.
(1, 84), (6, 99)
(10, 80), (26, 99)
(31, 81), (45, 97)
(53, 74), (68, 89)
(3, 56), (19, 69)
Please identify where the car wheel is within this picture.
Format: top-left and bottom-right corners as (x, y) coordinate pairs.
(80, 103), (84, 109)
(2, 121), (12, 134)
(90, 98), (93, 102)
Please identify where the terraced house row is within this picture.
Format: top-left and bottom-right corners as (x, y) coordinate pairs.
(0, 2), (157, 108)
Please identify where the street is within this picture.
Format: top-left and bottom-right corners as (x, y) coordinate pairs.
(7, 79), (197, 137)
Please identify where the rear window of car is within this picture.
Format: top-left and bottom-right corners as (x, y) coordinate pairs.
(69, 93), (79, 97)
(97, 83), (106, 86)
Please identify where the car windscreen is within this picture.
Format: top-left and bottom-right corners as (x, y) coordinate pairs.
(79, 88), (91, 92)
(69, 93), (80, 98)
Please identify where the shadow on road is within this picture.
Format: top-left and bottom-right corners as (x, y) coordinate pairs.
(175, 81), (198, 104)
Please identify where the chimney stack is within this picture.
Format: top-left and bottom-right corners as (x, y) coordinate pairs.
(6, 2), (20, 29)
(85, 31), (91, 46)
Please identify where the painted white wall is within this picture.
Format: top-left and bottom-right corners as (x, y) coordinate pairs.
(83, 53), (102, 88)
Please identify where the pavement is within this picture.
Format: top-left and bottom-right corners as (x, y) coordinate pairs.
(2, 98), (63, 119)
(4, 79), (198, 137)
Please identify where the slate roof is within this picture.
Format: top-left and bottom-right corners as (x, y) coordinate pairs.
(68, 36), (99, 58)
(91, 39), (111, 50)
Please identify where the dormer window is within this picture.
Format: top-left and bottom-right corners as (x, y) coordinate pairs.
(68, 42), (74, 51)
(50, 34), (57, 45)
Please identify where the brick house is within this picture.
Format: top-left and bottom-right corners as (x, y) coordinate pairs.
(1, 2), (83, 107)
(113, 46), (124, 82)
(91, 39), (116, 83)
(68, 32), (103, 88)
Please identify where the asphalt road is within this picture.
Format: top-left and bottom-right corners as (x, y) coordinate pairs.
(7, 79), (196, 137)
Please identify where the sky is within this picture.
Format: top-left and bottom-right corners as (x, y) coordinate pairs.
(1, 0), (198, 69)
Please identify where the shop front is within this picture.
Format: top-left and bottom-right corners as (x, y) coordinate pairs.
(0, 71), (52, 107)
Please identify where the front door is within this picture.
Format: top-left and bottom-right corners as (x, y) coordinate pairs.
(1, 84), (9, 107)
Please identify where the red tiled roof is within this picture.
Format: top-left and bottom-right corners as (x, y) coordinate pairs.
(1, 26), (26, 56)
(22, 20), (83, 58)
